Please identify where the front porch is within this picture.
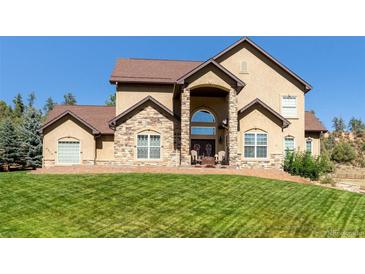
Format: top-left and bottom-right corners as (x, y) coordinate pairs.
(176, 59), (245, 167)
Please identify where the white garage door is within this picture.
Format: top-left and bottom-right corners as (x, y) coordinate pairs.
(58, 141), (80, 164)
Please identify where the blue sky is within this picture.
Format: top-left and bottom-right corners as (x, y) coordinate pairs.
(0, 36), (364, 129)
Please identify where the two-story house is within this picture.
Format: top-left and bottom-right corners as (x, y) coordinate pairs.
(41, 37), (327, 168)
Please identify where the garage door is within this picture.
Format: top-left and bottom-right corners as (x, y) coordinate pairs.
(58, 141), (80, 164)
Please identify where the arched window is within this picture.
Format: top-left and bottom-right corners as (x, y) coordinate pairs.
(137, 131), (161, 160)
(191, 109), (216, 136)
(244, 131), (268, 158)
(191, 110), (215, 123)
(284, 136), (295, 155)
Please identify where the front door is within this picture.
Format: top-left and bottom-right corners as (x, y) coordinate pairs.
(191, 139), (215, 157)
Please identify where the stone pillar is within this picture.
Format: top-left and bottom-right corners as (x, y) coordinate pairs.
(228, 88), (239, 167)
(180, 88), (191, 166)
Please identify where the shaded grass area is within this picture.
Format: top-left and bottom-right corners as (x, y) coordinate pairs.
(1, 172), (365, 237)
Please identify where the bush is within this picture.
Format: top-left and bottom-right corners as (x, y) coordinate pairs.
(320, 175), (336, 186)
(283, 151), (332, 181)
(331, 142), (356, 163)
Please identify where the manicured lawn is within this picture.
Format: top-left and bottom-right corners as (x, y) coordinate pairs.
(1, 172), (365, 237)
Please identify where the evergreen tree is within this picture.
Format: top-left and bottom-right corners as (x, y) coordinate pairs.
(348, 117), (365, 135)
(63, 92), (77, 105)
(332, 117), (346, 132)
(0, 100), (13, 123)
(12, 93), (25, 119)
(0, 119), (23, 168)
(43, 97), (56, 114)
(19, 108), (43, 168)
(105, 93), (116, 106)
(27, 92), (36, 108)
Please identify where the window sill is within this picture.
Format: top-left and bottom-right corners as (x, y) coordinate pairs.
(242, 158), (269, 161)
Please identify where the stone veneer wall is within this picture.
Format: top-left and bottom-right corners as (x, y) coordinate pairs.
(228, 88), (239, 166)
(114, 105), (180, 166)
(180, 88), (191, 166)
(240, 153), (283, 169)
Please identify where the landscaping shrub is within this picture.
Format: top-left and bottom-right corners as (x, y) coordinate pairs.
(283, 151), (333, 181)
(320, 175), (336, 186)
(331, 142), (356, 163)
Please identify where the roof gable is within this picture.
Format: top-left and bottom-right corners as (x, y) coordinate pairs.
(42, 105), (115, 134)
(238, 98), (290, 128)
(213, 37), (312, 92)
(176, 59), (245, 92)
(109, 96), (178, 127)
(41, 110), (101, 135)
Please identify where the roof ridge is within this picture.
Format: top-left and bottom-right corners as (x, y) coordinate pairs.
(121, 57), (204, 63)
(55, 104), (115, 107)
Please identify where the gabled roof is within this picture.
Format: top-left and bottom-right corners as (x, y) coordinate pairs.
(41, 105), (115, 134)
(305, 111), (327, 132)
(110, 58), (202, 84)
(238, 98), (290, 128)
(109, 96), (178, 127)
(176, 59), (246, 92)
(213, 37), (312, 92)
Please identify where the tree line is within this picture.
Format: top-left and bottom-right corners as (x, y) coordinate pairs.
(0, 92), (116, 171)
(332, 116), (365, 136)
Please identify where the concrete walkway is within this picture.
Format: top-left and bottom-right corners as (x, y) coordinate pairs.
(32, 165), (309, 183)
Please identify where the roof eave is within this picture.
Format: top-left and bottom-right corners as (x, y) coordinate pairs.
(40, 110), (101, 135)
(213, 36), (312, 93)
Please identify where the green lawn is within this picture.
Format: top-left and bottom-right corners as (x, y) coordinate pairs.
(1, 172), (365, 237)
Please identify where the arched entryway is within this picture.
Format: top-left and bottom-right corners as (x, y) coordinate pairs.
(189, 86), (230, 164)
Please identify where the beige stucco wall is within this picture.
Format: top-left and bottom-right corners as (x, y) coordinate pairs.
(305, 132), (321, 156)
(186, 65), (233, 92)
(96, 135), (115, 162)
(116, 84), (174, 115)
(238, 105), (284, 156)
(42, 115), (96, 166)
(217, 42), (306, 155)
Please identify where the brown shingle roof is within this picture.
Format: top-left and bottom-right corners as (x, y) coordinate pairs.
(110, 58), (203, 84)
(43, 105), (115, 134)
(305, 111), (327, 132)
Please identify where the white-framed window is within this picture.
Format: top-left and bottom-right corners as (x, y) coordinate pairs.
(281, 95), (297, 118)
(284, 136), (295, 155)
(306, 138), (313, 154)
(244, 132), (268, 158)
(240, 61), (248, 73)
(137, 133), (161, 160)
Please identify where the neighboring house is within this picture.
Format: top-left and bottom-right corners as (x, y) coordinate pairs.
(41, 37), (327, 168)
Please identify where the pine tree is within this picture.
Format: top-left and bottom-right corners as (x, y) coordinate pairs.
(105, 93), (116, 106)
(12, 93), (25, 119)
(43, 97), (56, 114)
(20, 108), (43, 168)
(332, 117), (346, 132)
(0, 100), (13, 123)
(0, 119), (23, 169)
(63, 92), (77, 105)
(27, 92), (36, 108)
(348, 117), (365, 135)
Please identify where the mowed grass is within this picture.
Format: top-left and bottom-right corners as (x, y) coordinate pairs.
(1, 172), (365, 237)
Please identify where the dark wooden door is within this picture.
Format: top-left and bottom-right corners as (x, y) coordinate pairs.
(191, 139), (215, 157)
